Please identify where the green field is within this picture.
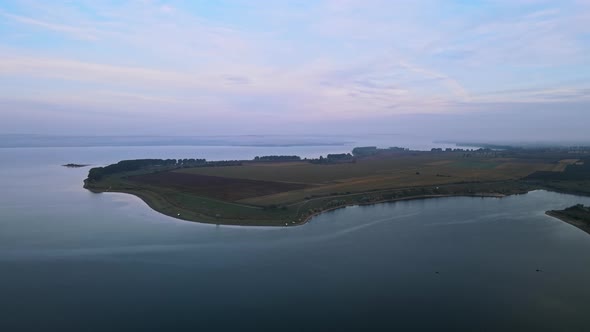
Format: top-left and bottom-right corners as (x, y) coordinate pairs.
(84, 148), (590, 226)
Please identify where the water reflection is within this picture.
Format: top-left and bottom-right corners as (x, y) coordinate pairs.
(1, 147), (590, 331)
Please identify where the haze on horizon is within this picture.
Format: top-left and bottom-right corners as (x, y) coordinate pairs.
(0, 1), (589, 143)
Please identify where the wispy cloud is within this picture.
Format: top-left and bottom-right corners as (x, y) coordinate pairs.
(0, 0), (589, 135)
(1, 12), (98, 40)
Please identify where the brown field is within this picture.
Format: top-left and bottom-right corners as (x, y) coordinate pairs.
(172, 153), (556, 206)
(129, 172), (309, 202)
(176, 153), (460, 184)
(85, 149), (590, 226)
(552, 159), (580, 171)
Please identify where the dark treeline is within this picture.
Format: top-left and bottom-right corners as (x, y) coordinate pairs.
(564, 204), (590, 213)
(252, 153), (359, 164)
(310, 153), (354, 164)
(526, 157), (590, 181)
(327, 153), (353, 160)
(431, 148), (476, 152)
(552, 204), (590, 222)
(352, 146), (378, 156)
(254, 155), (301, 162)
(352, 146), (409, 157)
(87, 158), (206, 181)
(205, 161), (243, 167)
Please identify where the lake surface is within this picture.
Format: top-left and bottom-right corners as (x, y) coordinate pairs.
(2, 146), (590, 331)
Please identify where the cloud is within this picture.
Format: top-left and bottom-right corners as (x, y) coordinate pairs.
(1, 12), (98, 40)
(475, 87), (590, 103)
(398, 61), (469, 101)
(0, 0), (589, 136)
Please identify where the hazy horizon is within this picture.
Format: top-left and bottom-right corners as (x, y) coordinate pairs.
(1, 1), (589, 141)
(1, 133), (589, 150)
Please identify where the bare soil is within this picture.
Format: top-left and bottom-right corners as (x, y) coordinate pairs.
(129, 172), (308, 202)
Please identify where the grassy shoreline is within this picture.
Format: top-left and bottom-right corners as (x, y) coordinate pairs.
(84, 148), (590, 227)
(92, 185), (590, 233)
(86, 179), (531, 226)
(297, 192), (508, 226)
(546, 207), (590, 235)
(86, 183), (274, 226)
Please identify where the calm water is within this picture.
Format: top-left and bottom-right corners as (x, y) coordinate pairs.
(2, 146), (590, 331)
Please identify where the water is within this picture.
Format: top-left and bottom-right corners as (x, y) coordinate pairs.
(1, 146), (590, 331)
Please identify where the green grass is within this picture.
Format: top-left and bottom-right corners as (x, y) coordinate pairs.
(84, 150), (589, 226)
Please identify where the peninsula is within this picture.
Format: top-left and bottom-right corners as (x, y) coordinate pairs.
(84, 146), (590, 227)
(547, 204), (590, 235)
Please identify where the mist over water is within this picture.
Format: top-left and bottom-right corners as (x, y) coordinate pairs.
(0, 133), (473, 150)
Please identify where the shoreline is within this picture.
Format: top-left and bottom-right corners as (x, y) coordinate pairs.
(83, 149), (590, 228)
(90, 183), (590, 234)
(91, 184), (513, 227)
(298, 193), (508, 225)
(87, 186), (270, 226)
(545, 211), (590, 235)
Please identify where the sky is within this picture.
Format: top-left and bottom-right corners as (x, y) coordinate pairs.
(0, 0), (589, 141)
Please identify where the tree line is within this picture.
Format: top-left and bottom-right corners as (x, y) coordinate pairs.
(254, 155), (301, 162)
(87, 158), (206, 181)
